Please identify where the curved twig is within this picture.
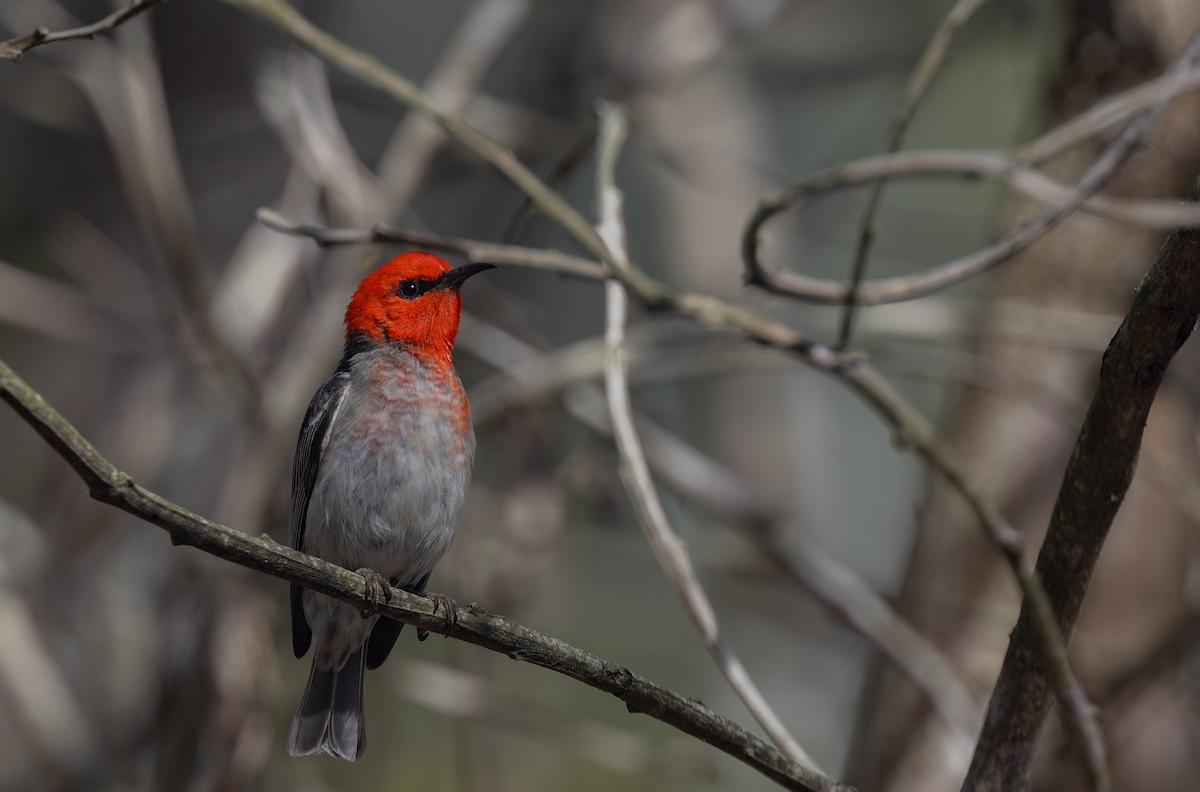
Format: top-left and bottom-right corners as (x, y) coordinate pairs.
(223, 0), (1105, 777)
(594, 100), (822, 773)
(840, 0), (988, 345)
(745, 98), (1166, 306)
(0, 356), (845, 792)
(745, 29), (1200, 308)
(257, 213), (1103, 778)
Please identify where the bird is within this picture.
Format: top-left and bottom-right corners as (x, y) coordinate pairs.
(286, 251), (493, 761)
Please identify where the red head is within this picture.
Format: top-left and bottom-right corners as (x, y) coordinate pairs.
(344, 252), (494, 358)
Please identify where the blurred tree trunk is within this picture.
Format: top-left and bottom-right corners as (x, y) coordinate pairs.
(846, 1), (1200, 790)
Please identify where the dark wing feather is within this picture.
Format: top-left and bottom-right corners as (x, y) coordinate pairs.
(365, 572), (431, 670)
(290, 369), (350, 659)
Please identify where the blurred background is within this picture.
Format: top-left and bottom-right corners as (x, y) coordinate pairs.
(1, 0), (1199, 790)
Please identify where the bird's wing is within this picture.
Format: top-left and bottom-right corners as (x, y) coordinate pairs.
(365, 571), (431, 670)
(290, 368), (350, 659)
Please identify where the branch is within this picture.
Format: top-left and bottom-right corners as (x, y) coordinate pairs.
(0, 0), (165, 61)
(375, 0), (530, 217)
(839, 0), (988, 345)
(745, 29), (1200, 307)
(257, 211), (1106, 776)
(255, 207), (607, 280)
(962, 178), (1200, 791)
(222, 0), (667, 302)
(463, 319), (978, 743)
(593, 100), (822, 773)
(0, 357), (844, 792)
(222, 0), (1102, 775)
(744, 103), (1147, 306)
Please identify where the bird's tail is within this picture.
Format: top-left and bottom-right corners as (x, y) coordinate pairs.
(287, 648), (367, 761)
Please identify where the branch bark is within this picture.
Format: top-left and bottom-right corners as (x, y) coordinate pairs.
(594, 100), (821, 772)
(0, 0), (166, 61)
(0, 356), (846, 792)
(256, 211), (1105, 776)
(962, 178), (1200, 792)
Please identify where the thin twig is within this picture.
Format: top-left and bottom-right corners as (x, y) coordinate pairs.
(375, 0), (530, 218)
(51, 6), (264, 418)
(746, 92), (1173, 307)
(461, 317), (978, 742)
(0, 0), (166, 61)
(1015, 64), (1200, 164)
(839, 0), (988, 346)
(226, 1), (1102, 773)
(0, 355), (845, 792)
(258, 213), (1103, 772)
(0, 259), (125, 347)
(593, 100), (823, 773)
(255, 207), (607, 280)
(223, 0), (667, 302)
(393, 659), (719, 780)
(746, 28), (1200, 307)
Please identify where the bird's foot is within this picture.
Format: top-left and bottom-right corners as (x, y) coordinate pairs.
(417, 593), (459, 641)
(355, 568), (392, 618)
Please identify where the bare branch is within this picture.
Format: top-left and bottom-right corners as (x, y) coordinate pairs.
(0, 0), (165, 61)
(375, 0), (531, 218)
(223, 0), (668, 300)
(1016, 64), (1200, 165)
(594, 100), (823, 773)
(393, 659), (719, 780)
(963, 180), (1200, 792)
(225, 1), (1102, 773)
(745, 29), (1200, 307)
(0, 259), (124, 347)
(255, 207), (607, 280)
(0, 355), (844, 792)
(461, 318), (978, 743)
(839, 0), (988, 346)
(746, 100), (1164, 307)
(257, 212), (1103, 769)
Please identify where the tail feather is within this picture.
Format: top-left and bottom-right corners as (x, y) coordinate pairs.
(287, 648), (367, 761)
(327, 648), (367, 759)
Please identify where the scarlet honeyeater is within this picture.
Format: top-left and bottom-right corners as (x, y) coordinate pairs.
(287, 252), (492, 760)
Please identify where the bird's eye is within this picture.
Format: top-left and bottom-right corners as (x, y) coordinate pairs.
(398, 279), (420, 298)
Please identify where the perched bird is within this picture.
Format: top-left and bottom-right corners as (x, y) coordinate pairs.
(287, 252), (493, 761)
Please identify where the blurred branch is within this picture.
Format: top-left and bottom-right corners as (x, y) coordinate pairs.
(255, 207), (607, 280)
(223, 0), (666, 300)
(376, 0), (530, 218)
(594, 100), (821, 773)
(395, 659), (718, 781)
(59, 7), (262, 416)
(465, 320), (978, 743)
(0, 0), (165, 61)
(229, 1), (1101, 775)
(746, 29), (1200, 307)
(964, 179), (1200, 792)
(839, 0), (988, 345)
(257, 52), (384, 223)
(0, 356), (844, 792)
(745, 147), (1195, 304)
(0, 587), (96, 770)
(1016, 62), (1200, 164)
(0, 258), (124, 347)
(258, 213), (1105, 774)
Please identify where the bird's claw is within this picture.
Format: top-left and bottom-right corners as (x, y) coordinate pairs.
(417, 593), (458, 640)
(355, 568), (391, 618)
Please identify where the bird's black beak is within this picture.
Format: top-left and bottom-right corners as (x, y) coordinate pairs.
(438, 262), (496, 290)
